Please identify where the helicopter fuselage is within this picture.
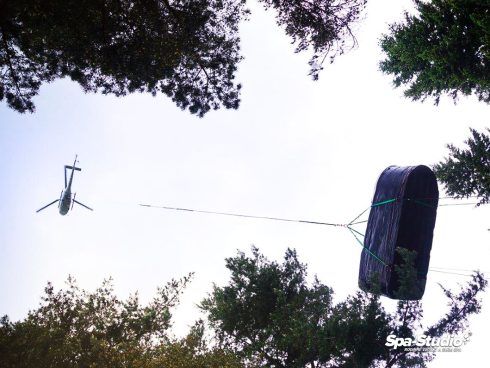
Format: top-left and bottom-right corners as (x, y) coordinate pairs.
(36, 155), (93, 215)
(59, 188), (72, 215)
(58, 160), (76, 215)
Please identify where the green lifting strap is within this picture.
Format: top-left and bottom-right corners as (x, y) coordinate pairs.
(348, 227), (389, 267)
(348, 197), (437, 269)
(371, 198), (397, 207)
(347, 197), (397, 267)
(406, 198), (437, 209)
(348, 198), (397, 226)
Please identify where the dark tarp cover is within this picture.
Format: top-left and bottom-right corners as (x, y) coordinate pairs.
(358, 165), (438, 300)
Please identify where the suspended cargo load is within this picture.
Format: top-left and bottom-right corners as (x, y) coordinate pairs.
(358, 165), (438, 300)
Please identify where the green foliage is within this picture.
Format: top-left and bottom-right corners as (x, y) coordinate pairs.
(387, 271), (487, 368)
(200, 247), (391, 367)
(149, 320), (245, 368)
(201, 247), (487, 368)
(1, 250), (486, 368)
(0, 274), (190, 367)
(201, 247), (338, 367)
(0, 274), (243, 368)
(327, 291), (391, 367)
(434, 128), (490, 206)
(0, 0), (247, 116)
(379, 0), (490, 104)
(259, 0), (367, 80)
(393, 248), (424, 300)
(0, 0), (367, 115)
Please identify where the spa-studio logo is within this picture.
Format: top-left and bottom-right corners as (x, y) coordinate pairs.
(385, 332), (471, 352)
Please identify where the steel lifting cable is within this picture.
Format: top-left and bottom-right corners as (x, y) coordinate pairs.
(429, 269), (477, 277)
(139, 196), (485, 275)
(139, 203), (347, 228)
(139, 196), (478, 227)
(139, 198), (396, 268)
(345, 197), (488, 278)
(344, 198), (399, 267)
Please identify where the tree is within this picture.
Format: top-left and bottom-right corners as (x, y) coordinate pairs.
(150, 320), (245, 368)
(0, 0), (247, 117)
(201, 247), (487, 368)
(1, 0), (367, 116)
(259, 0), (367, 80)
(434, 128), (490, 206)
(201, 247), (345, 367)
(0, 274), (244, 368)
(379, 0), (490, 105)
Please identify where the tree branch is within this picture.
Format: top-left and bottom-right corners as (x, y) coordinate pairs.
(1, 27), (25, 101)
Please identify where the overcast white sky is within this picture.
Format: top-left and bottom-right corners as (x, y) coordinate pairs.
(1, 1), (489, 366)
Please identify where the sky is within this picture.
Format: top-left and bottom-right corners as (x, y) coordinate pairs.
(1, 1), (489, 367)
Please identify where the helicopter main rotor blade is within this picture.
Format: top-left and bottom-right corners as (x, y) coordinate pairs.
(36, 199), (59, 213)
(73, 199), (93, 211)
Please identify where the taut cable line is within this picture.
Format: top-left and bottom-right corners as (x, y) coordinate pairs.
(139, 197), (487, 279)
(139, 203), (347, 227)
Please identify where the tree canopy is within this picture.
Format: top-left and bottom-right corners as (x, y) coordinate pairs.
(0, 0), (367, 116)
(379, 0), (490, 105)
(1, 249), (487, 367)
(201, 247), (487, 368)
(259, 0), (367, 80)
(0, 0), (247, 116)
(434, 128), (490, 206)
(0, 274), (244, 368)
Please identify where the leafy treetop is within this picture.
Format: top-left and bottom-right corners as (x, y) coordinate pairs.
(0, 0), (366, 116)
(201, 247), (487, 368)
(260, 0), (367, 80)
(379, 0), (490, 105)
(434, 127), (490, 206)
(0, 273), (244, 368)
(0, 0), (247, 117)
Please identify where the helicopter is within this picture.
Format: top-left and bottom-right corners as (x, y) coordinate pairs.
(36, 155), (93, 215)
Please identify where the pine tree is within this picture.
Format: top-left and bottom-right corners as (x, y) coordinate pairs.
(0, 0), (247, 117)
(379, 0), (490, 105)
(201, 247), (487, 368)
(259, 0), (367, 80)
(434, 128), (490, 206)
(1, 0), (367, 116)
